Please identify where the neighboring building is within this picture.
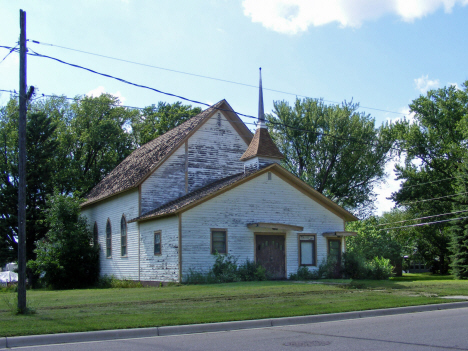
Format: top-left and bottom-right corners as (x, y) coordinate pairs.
(81, 73), (358, 283)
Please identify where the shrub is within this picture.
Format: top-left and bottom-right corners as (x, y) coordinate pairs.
(342, 252), (368, 279)
(184, 254), (268, 284)
(238, 259), (267, 281)
(367, 256), (394, 280)
(27, 192), (100, 289)
(289, 266), (319, 280)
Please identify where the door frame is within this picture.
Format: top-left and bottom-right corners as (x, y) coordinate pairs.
(254, 232), (287, 279)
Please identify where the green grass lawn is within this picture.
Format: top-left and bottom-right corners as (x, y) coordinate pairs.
(1, 273), (467, 337)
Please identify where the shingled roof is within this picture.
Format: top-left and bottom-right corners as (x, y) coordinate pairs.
(129, 170), (257, 222)
(129, 163), (358, 223)
(82, 100), (251, 207)
(240, 127), (284, 161)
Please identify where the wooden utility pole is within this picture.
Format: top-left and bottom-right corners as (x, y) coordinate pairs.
(18, 9), (27, 313)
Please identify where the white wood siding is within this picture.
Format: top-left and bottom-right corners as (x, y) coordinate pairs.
(140, 145), (186, 214)
(187, 112), (248, 192)
(81, 189), (139, 279)
(139, 216), (180, 282)
(140, 112), (248, 215)
(181, 171), (345, 279)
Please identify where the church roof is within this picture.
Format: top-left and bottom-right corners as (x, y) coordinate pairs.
(82, 100), (252, 207)
(239, 126), (284, 161)
(130, 163), (358, 223)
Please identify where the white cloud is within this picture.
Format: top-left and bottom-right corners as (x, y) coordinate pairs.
(86, 86), (126, 105)
(242, 0), (468, 33)
(414, 74), (439, 93)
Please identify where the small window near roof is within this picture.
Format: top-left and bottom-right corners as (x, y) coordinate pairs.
(299, 234), (316, 266)
(154, 231), (161, 255)
(211, 229), (227, 254)
(106, 219), (112, 258)
(121, 215), (127, 257)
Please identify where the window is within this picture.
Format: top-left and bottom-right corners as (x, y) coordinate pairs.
(328, 239), (341, 264)
(154, 231), (161, 255)
(121, 215), (127, 257)
(299, 234), (316, 266)
(211, 229), (227, 254)
(106, 219), (112, 258)
(93, 222), (98, 247)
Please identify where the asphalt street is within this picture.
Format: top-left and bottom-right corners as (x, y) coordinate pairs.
(7, 307), (468, 351)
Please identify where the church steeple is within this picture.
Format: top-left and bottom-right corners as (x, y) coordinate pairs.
(258, 68), (266, 129)
(240, 68), (283, 171)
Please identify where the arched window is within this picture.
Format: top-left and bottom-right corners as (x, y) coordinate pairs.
(121, 215), (127, 257)
(93, 222), (98, 247)
(106, 219), (112, 258)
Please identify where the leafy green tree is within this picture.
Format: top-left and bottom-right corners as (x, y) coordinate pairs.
(391, 82), (468, 273)
(346, 215), (403, 263)
(0, 100), (58, 266)
(268, 98), (396, 216)
(64, 94), (139, 195)
(133, 101), (202, 146)
(28, 192), (100, 289)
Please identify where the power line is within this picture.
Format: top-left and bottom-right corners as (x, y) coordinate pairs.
(0, 44), (18, 65)
(27, 39), (406, 116)
(399, 192), (468, 206)
(377, 209), (468, 227)
(399, 176), (461, 190)
(381, 215), (468, 231)
(0, 44), (400, 152)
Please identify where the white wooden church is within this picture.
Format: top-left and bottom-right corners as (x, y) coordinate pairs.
(81, 73), (358, 283)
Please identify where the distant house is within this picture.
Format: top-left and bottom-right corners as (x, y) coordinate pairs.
(81, 75), (358, 283)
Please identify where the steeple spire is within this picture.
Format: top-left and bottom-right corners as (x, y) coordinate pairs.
(240, 68), (283, 171)
(258, 67), (266, 129)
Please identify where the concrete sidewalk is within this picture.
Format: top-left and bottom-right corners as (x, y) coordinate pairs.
(2, 301), (468, 349)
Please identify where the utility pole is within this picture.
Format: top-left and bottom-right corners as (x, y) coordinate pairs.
(18, 9), (27, 313)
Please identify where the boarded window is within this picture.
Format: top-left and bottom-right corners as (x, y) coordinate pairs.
(121, 215), (127, 257)
(299, 235), (316, 266)
(154, 231), (161, 255)
(211, 230), (227, 254)
(106, 219), (112, 258)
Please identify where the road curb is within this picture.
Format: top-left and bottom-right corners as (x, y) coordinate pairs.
(3, 301), (468, 349)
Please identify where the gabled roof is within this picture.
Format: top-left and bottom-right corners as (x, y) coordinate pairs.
(82, 100), (253, 207)
(240, 127), (284, 161)
(130, 163), (358, 223)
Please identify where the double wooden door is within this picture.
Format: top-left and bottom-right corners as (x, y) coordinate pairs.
(256, 234), (285, 279)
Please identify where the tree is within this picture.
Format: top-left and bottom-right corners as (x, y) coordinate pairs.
(64, 94), (139, 195)
(132, 101), (202, 146)
(391, 82), (468, 273)
(0, 101), (58, 266)
(28, 192), (100, 289)
(268, 98), (396, 216)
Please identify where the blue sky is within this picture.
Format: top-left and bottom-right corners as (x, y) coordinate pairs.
(1, 0), (468, 214)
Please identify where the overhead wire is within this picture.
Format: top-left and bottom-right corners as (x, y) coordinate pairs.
(27, 39), (406, 116)
(0, 44), (18, 65)
(381, 215), (468, 231)
(377, 209), (468, 227)
(0, 44), (401, 152)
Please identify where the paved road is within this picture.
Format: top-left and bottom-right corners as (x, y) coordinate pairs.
(10, 307), (468, 350)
